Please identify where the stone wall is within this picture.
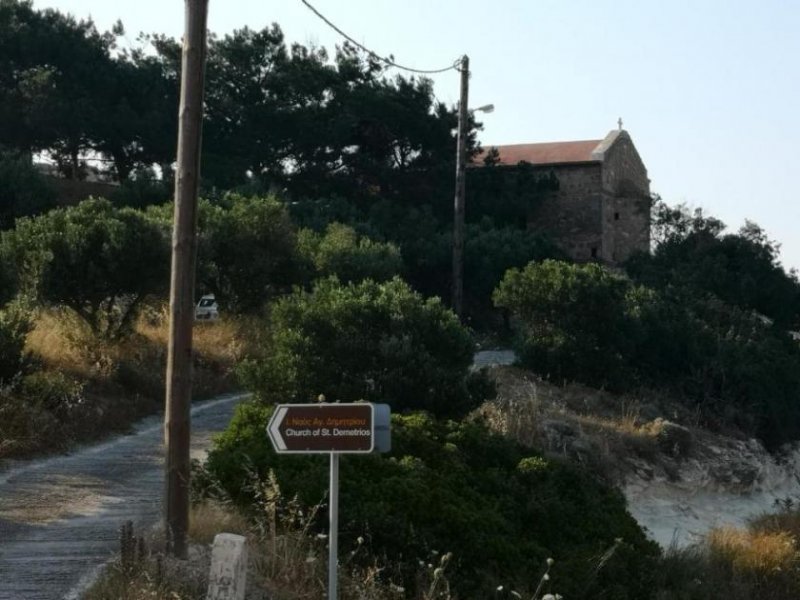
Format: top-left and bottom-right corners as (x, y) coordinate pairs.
(600, 132), (651, 262)
(602, 194), (651, 263)
(528, 163), (605, 262)
(601, 132), (649, 196)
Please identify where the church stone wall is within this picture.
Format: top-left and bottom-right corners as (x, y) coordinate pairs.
(599, 132), (651, 262)
(601, 194), (652, 263)
(601, 132), (649, 196)
(521, 131), (651, 265)
(528, 163), (605, 262)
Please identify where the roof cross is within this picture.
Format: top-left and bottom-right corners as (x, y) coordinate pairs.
(618, 117), (623, 130)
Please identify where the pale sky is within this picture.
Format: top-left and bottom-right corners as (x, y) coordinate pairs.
(38, 0), (800, 271)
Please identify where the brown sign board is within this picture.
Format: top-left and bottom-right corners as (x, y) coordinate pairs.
(268, 403), (382, 454)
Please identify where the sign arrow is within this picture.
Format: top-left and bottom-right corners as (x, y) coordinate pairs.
(268, 405), (289, 451)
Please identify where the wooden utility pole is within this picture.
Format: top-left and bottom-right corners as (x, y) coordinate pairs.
(452, 55), (469, 318)
(165, 0), (208, 559)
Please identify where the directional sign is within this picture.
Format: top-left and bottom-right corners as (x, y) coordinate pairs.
(268, 403), (391, 600)
(268, 403), (390, 454)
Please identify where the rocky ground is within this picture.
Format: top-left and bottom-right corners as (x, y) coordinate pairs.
(479, 365), (800, 548)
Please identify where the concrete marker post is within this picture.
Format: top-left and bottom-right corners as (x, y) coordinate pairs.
(206, 533), (247, 600)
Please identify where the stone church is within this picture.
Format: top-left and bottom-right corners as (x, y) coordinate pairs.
(475, 129), (651, 264)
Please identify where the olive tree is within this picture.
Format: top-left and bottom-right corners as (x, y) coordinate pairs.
(5, 198), (168, 339)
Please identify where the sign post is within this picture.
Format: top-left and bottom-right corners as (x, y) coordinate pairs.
(329, 452), (339, 600)
(267, 403), (391, 600)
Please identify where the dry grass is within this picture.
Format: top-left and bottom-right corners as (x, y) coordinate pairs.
(27, 306), (244, 376)
(136, 305), (245, 368)
(752, 506), (800, 541)
(83, 494), (439, 600)
(188, 501), (250, 546)
(3, 306), (243, 460)
(25, 309), (88, 374)
(83, 522), (208, 600)
(478, 366), (662, 478)
(657, 516), (800, 600)
(706, 526), (798, 574)
(477, 367), (545, 448)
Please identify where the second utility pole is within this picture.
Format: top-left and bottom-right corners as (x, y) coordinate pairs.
(452, 54), (469, 319)
(165, 0), (209, 559)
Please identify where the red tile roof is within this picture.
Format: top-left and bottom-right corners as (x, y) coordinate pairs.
(474, 139), (603, 166)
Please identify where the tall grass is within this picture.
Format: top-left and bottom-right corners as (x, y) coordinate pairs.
(656, 510), (800, 600)
(2, 307), (243, 459)
(84, 474), (457, 600)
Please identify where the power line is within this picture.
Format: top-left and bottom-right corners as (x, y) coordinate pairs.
(298, 0), (460, 75)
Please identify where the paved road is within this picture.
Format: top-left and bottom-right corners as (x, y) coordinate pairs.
(472, 349), (516, 369)
(0, 351), (514, 599)
(0, 392), (247, 600)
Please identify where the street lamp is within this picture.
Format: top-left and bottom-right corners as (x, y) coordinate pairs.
(452, 53), (493, 318)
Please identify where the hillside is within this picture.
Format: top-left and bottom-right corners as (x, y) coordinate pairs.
(482, 365), (800, 548)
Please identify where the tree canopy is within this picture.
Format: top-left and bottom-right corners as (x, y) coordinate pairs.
(3, 198), (169, 339)
(627, 199), (800, 327)
(238, 276), (481, 418)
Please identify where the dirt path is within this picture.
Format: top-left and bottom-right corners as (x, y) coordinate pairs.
(0, 392), (247, 600)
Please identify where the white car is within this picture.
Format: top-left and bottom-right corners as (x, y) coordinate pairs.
(195, 294), (219, 321)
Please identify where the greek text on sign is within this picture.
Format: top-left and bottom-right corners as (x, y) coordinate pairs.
(268, 403), (380, 453)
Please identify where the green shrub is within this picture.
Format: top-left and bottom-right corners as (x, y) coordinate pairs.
(298, 222), (402, 284)
(0, 370), (86, 457)
(109, 172), (171, 209)
(495, 260), (800, 449)
(17, 370), (85, 418)
(0, 151), (57, 230)
(149, 194), (301, 313)
(463, 220), (561, 314)
(203, 403), (660, 598)
(628, 200), (800, 328)
(4, 198), (169, 339)
(0, 302), (32, 384)
(493, 260), (636, 389)
(238, 277), (480, 418)
(204, 194), (299, 312)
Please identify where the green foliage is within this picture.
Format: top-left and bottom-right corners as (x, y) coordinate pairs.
(0, 245), (14, 306)
(466, 160), (560, 228)
(4, 198), (169, 339)
(109, 170), (171, 209)
(464, 221), (561, 314)
(628, 200), (800, 327)
(201, 194), (299, 312)
(0, 151), (57, 229)
(298, 222), (402, 284)
(146, 195), (300, 313)
(204, 405), (659, 598)
(0, 1), (177, 180)
(494, 260), (636, 389)
(0, 301), (32, 383)
(675, 297), (800, 447)
(292, 198), (560, 318)
(16, 370), (84, 417)
(238, 277), (479, 418)
(198, 195), (298, 310)
(496, 259), (800, 449)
